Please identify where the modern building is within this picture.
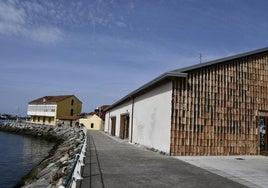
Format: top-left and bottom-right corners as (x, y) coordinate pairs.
(105, 47), (268, 156)
(27, 95), (82, 125)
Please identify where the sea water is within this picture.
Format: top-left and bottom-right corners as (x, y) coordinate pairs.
(0, 130), (55, 188)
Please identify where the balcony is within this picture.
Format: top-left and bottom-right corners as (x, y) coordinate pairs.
(27, 104), (56, 117)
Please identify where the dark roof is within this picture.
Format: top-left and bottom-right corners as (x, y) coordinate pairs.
(105, 47), (268, 111)
(171, 46), (268, 73)
(99, 105), (110, 111)
(29, 95), (77, 104)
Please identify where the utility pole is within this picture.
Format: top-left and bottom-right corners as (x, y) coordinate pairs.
(199, 53), (202, 64)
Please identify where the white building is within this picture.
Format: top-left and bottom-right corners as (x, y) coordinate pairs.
(105, 47), (268, 156)
(104, 72), (186, 154)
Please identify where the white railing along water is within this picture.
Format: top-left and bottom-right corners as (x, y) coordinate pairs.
(59, 127), (87, 188)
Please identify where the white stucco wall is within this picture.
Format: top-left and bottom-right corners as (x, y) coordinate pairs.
(105, 82), (172, 154)
(104, 113), (109, 132)
(132, 82), (172, 153)
(104, 100), (133, 138)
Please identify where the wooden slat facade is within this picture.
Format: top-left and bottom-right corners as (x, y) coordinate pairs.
(170, 52), (268, 156)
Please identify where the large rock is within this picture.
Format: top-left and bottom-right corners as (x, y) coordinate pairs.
(0, 122), (85, 188)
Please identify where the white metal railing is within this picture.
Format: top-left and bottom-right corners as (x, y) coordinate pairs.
(59, 127), (87, 188)
(1, 120), (88, 188)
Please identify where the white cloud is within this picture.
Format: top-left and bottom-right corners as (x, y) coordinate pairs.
(115, 21), (127, 28)
(21, 0), (44, 16)
(0, 0), (130, 43)
(0, 21), (24, 35)
(30, 27), (64, 44)
(0, 0), (26, 24)
(128, 2), (135, 9)
(0, 0), (64, 44)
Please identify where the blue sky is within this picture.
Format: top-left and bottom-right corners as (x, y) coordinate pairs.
(1, 0), (268, 115)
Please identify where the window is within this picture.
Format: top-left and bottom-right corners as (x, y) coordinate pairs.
(70, 109), (74, 116)
(91, 123), (94, 128)
(71, 99), (74, 106)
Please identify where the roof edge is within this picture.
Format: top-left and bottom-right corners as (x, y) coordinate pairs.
(105, 72), (187, 111)
(105, 47), (268, 112)
(174, 47), (268, 73)
(28, 94), (81, 104)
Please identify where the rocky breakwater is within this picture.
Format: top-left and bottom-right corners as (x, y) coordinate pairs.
(0, 122), (86, 188)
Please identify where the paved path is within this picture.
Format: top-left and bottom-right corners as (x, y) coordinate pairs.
(80, 130), (247, 188)
(178, 155), (268, 188)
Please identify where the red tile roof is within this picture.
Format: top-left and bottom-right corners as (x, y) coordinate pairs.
(29, 95), (75, 104)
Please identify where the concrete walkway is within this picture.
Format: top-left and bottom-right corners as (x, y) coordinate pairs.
(178, 155), (268, 188)
(80, 130), (247, 188)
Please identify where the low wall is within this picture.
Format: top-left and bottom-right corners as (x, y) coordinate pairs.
(0, 121), (85, 188)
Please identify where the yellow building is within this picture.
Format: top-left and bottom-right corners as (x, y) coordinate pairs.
(79, 114), (104, 130)
(27, 95), (82, 125)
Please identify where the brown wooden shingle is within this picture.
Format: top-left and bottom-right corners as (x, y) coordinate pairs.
(170, 52), (268, 156)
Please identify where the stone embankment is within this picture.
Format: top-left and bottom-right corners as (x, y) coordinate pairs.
(0, 121), (86, 188)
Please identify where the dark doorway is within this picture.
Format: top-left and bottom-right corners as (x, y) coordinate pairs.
(259, 117), (268, 155)
(111, 117), (116, 136)
(120, 114), (130, 140)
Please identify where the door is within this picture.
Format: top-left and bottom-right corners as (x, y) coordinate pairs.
(120, 114), (130, 140)
(259, 117), (268, 155)
(111, 117), (116, 136)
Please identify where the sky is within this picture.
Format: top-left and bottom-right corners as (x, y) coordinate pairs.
(1, 0), (268, 116)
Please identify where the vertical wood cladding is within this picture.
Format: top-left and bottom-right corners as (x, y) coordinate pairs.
(170, 53), (268, 156)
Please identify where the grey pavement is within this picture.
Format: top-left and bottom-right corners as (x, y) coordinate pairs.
(80, 130), (248, 188)
(178, 155), (268, 188)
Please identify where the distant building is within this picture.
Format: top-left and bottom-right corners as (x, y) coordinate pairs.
(27, 95), (82, 126)
(105, 47), (268, 156)
(95, 105), (110, 120)
(79, 105), (110, 130)
(79, 114), (104, 130)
